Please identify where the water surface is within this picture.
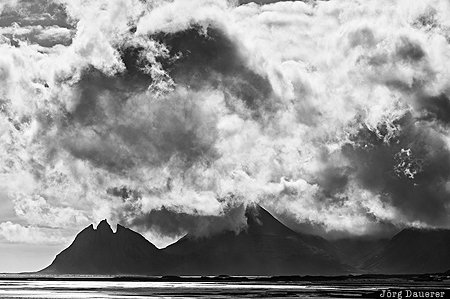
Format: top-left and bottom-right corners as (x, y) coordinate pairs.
(0, 277), (449, 298)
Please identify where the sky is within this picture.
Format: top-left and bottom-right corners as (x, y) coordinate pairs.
(0, 0), (450, 272)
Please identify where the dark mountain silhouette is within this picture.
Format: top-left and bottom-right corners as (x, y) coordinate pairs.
(40, 205), (348, 275)
(364, 228), (450, 274)
(163, 205), (348, 275)
(41, 206), (450, 276)
(40, 220), (161, 274)
(332, 237), (389, 271)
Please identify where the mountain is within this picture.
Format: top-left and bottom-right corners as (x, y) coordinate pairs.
(40, 220), (161, 274)
(40, 205), (348, 275)
(364, 228), (450, 274)
(160, 205), (348, 275)
(332, 237), (389, 271)
(39, 209), (450, 276)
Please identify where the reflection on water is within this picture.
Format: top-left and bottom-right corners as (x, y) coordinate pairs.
(0, 280), (376, 298)
(0, 279), (449, 298)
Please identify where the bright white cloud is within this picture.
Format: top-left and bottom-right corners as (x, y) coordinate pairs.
(0, 222), (68, 244)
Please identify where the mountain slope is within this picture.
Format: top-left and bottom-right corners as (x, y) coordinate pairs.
(332, 237), (389, 271)
(40, 220), (161, 274)
(364, 228), (450, 274)
(162, 205), (348, 275)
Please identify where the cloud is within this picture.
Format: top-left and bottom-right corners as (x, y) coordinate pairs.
(0, 0), (19, 15)
(1, 0), (450, 243)
(0, 222), (67, 244)
(129, 202), (248, 238)
(0, 25), (73, 47)
(341, 113), (450, 227)
(13, 194), (90, 228)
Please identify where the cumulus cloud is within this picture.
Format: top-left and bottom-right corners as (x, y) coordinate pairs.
(0, 25), (73, 47)
(1, 0), (450, 243)
(0, 222), (67, 244)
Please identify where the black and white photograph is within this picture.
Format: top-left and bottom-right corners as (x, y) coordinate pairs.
(0, 0), (450, 298)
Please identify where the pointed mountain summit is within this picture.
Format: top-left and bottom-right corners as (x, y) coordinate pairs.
(40, 220), (160, 274)
(97, 219), (113, 234)
(163, 205), (348, 275)
(364, 227), (450, 274)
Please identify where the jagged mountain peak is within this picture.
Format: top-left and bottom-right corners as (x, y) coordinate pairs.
(96, 219), (113, 234)
(40, 220), (160, 274)
(90, 219), (134, 235)
(116, 223), (127, 232)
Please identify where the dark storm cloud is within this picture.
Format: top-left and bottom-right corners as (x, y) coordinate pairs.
(53, 23), (275, 176)
(369, 35), (450, 127)
(110, 186), (247, 238)
(151, 25), (275, 118)
(395, 36), (425, 62)
(59, 71), (219, 173)
(66, 63), (152, 126)
(129, 202), (247, 238)
(416, 93), (450, 124)
(314, 164), (350, 198)
(342, 113), (450, 227)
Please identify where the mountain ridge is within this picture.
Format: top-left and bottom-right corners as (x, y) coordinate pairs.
(40, 219), (160, 274)
(161, 205), (348, 275)
(40, 206), (450, 276)
(363, 227), (450, 274)
(40, 205), (348, 275)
